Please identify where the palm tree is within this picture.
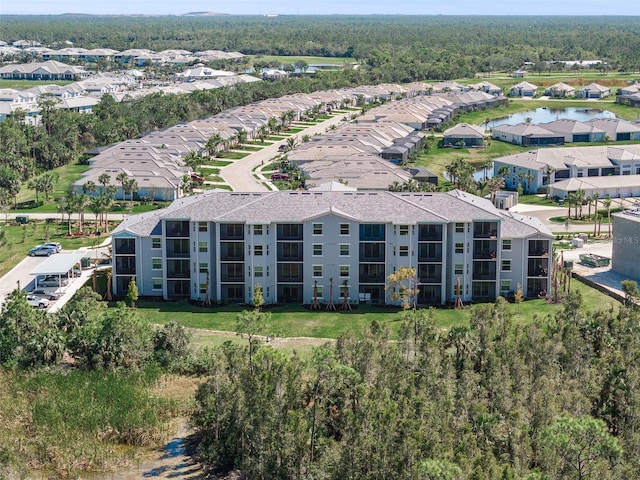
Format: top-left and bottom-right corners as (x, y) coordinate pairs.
(575, 189), (586, 219)
(566, 192), (576, 220)
(544, 165), (555, 198)
(480, 160), (493, 180)
(76, 194), (89, 234)
(602, 195), (612, 237)
(525, 173), (535, 194)
(123, 178), (138, 208)
(257, 124), (269, 142)
(89, 196), (103, 231)
(205, 133), (223, 157)
(116, 172), (129, 202)
(183, 150), (201, 172)
(236, 129), (248, 146)
(98, 172), (111, 194)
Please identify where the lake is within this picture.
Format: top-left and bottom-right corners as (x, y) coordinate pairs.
(490, 107), (617, 128)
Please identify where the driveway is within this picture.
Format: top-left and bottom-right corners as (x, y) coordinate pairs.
(220, 112), (352, 192)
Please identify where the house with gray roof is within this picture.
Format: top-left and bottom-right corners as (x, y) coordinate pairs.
(543, 82), (575, 98)
(491, 123), (565, 147)
(541, 119), (606, 143)
(585, 118), (640, 141)
(442, 123), (486, 148)
(493, 144), (640, 195)
(509, 81), (537, 97)
(111, 189), (552, 306)
(577, 83), (611, 99)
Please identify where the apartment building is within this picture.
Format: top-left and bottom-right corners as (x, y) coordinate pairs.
(111, 190), (552, 305)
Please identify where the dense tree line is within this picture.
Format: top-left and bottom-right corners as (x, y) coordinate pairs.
(192, 292), (640, 479)
(0, 287), (192, 371)
(4, 16), (640, 75)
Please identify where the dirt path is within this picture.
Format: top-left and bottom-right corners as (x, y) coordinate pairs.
(82, 419), (208, 480)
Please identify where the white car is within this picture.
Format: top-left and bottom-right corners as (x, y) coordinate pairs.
(43, 242), (62, 253)
(27, 295), (49, 309)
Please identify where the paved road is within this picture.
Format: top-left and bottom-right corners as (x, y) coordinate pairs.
(509, 201), (630, 234)
(220, 112), (352, 192)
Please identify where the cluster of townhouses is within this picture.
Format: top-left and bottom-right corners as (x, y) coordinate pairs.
(493, 144), (640, 199)
(0, 41), (244, 66)
(508, 81), (612, 99)
(111, 189), (553, 306)
(0, 60), (260, 123)
(491, 118), (640, 147)
(72, 82), (510, 200)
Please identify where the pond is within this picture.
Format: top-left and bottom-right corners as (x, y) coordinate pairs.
(490, 107), (617, 128)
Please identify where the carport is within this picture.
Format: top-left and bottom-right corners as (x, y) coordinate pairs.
(29, 252), (87, 289)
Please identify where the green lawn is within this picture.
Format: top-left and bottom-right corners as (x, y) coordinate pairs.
(0, 222), (104, 278)
(130, 280), (619, 341)
(0, 79), (73, 89)
(218, 152), (249, 160)
(15, 162), (90, 209)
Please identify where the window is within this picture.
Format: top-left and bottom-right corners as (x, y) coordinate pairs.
(340, 223), (350, 235)
(313, 223), (323, 235)
(454, 264), (463, 275)
(500, 280), (511, 294)
(152, 278), (162, 290)
(315, 286), (324, 299)
(152, 258), (162, 270)
(198, 222), (207, 232)
(254, 245), (263, 256)
(199, 263), (208, 273)
(200, 283), (207, 294)
(313, 265), (323, 277)
(399, 225), (409, 236)
(455, 243), (464, 254)
(313, 244), (323, 256)
(340, 265), (350, 277)
(199, 241), (208, 253)
(152, 238), (161, 249)
(455, 223), (464, 233)
(399, 246), (409, 257)
(254, 266), (263, 278)
(253, 224), (263, 235)
(340, 244), (350, 256)
(501, 260), (511, 272)
(502, 239), (512, 250)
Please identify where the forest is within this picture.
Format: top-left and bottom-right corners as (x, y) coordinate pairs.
(3, 15), (640, 77)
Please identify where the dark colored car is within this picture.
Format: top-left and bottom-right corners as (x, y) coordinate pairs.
(31, 289), (61, 301)
(270, 173), (289, 181)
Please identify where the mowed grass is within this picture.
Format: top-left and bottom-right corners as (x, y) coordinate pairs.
(133, 279), (619, 341)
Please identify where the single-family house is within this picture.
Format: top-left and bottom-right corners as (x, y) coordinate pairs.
(491, 123), (564, 147)
(585, 119), (640, 141)
(544, 82), (575, 98)
(509, 81), (538, 97)
(577, 83), (611, 99)
(541, 119), (606, 143)
(442, 123), (486, 148)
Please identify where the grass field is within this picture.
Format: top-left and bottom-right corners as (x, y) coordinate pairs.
(128, 280), (619, 342)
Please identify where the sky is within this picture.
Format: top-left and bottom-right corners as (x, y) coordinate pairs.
(3, 0), (640, 16)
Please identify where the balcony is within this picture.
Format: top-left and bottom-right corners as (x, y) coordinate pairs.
(114, 238), (136, 255)
(221, 263), (245, 282)
(115, 257), (136, 275)
(166, 239), (190, 258)
(528, 259), (548, 277)
(359, 243), (385, 262)
(277, 242), (303, 262)
(418, 243), (442, 262)
(220, 223), (245, 240)
(220, 242), (245, 261)
(473, 222), (498, 239)
(528, 240), (550, 257)
(473, 239), (497, 260)
(418, 224), (443, 242)
(166, 220), (190, 238)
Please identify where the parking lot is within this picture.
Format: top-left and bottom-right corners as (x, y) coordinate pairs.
(0, 240), (110, 312)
